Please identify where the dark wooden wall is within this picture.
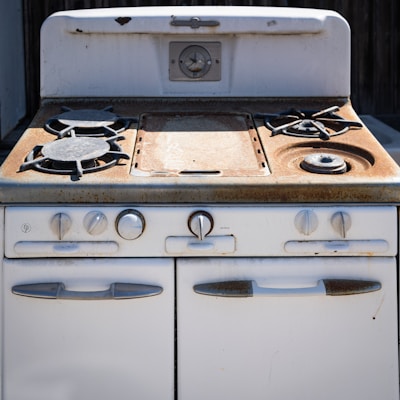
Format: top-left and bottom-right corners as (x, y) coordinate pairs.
(23, 0), (400, 116)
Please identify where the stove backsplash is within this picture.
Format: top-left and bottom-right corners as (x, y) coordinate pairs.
(41, 6), (350, 98)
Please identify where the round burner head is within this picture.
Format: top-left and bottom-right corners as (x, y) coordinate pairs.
(301, 153), (347, 174)
(42, 137), (110, 162)
(56, 109), (120, 129)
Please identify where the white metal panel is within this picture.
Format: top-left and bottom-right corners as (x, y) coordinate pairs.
(4, 206), (397, 258)
(40, 6), (350, 98)
(47, 6), (329, 35)
(2, 258), (174, 400)
(177, 257), (399, 400)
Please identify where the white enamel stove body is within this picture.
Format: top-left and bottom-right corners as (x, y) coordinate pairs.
(0, 205), (398, 400)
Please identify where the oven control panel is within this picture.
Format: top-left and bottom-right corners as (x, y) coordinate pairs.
(4, 206), (397, 258)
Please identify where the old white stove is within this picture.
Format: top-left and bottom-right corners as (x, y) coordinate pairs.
(0, 6), (399, 400)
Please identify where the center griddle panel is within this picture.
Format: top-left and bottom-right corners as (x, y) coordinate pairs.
(131, 113), (269, 177)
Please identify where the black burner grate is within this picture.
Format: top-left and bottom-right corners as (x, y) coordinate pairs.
(255, 106), (363, 140)
(19, 135), (129, 179)
(44, 106), (135, 138)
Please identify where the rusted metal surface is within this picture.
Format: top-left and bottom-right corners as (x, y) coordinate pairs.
(1, 98), (400, 204)
(132, 113), (268, 177)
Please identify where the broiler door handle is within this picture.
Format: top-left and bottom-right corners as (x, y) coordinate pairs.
(12, 282), (163, 300)
(193, 279), (381, 297)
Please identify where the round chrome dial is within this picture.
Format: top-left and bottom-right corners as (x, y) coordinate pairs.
(116, 210), (145, 240)
(179, 45), (212, 79)
(188, 211), (214, 240)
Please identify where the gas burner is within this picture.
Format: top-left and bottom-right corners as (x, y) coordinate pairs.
(301, 153), (347, 174)
(255, 106), (363, 140)
(44, 106), (136, 138)
(19, 135), (130, 179)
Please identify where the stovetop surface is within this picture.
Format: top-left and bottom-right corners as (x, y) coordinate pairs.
(1, 97), (400, 204)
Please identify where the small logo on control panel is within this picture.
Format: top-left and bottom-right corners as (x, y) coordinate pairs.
(21, 223), (31, 233)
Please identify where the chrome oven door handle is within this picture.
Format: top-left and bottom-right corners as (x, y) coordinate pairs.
(12, 282), (163, 300)
(193, 279), (381, 298)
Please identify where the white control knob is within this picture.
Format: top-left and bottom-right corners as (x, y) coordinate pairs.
(188, 211), (213, 240)
(331, 211), (351, 238)
(116, 210), (145, 240)
(294, 210), (318, 236)
(84, 211), (108, 236)
(50, 212), (72, 240)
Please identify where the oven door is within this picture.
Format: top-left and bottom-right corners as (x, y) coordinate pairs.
(2, 258), (174, 400)
(177, 257), (399, 400)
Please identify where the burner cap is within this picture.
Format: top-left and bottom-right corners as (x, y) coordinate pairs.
(56, 109), (120, 129)
(291, 119), (325, 134)
(301, 153), (347, 174)
(42, 137), (110, 162)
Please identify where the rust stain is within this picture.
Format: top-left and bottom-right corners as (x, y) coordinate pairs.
(0, 99), (400, 204)
(132, 112), (268, 177)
